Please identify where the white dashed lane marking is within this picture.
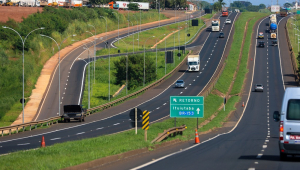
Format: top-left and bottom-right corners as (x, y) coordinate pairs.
(257, 154), (263, 158)
(76, 132), (85, 135)
(50, 138), (61, 141)
(18, 143), (30, 146)
(97, 127), (104, 130)
(163, 103), (166, 105)
(113, 123), (120, 126)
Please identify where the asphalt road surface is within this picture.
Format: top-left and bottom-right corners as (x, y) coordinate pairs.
(127, 15), (300, 170)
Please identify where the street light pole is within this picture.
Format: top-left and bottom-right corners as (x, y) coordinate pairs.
(41, 34), (76, 114)
(86, 27), (96, 84)
(128, 20), (134, 53)
(100, 16), (107, 49)
(3, 26), (44, 123)
(144, 36), (155, 86)
(117, 38), (130, 95)
(164, 34), (166, 75)
(112, 12), (119, 45)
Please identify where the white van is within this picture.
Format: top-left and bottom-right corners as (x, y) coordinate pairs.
(273, 87), (300, 160)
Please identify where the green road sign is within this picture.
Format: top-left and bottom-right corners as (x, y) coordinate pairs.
(297, 10), (300, 14)
(287, 8), (291, 10)
(170, 96), (204, 118)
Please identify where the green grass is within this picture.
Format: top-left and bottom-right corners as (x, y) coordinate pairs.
(0, 12), (267, 170)
(230, 13), (269, 95)
(96, 17), (208, 56)
(215, 12), (269, 94)
(287, 15), (300, 69)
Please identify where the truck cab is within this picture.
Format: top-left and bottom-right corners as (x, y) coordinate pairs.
(187, 55), (200, 71)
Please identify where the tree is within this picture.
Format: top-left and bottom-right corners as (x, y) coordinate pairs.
(231, 1), (242, 8)
(284, 2), (292, 8)
(213, 2), (222, 11)
(246, 5), (260, 12)
(259, 4), (266, 9)
(128, 3), (139, 11)
(114, 54), (156, 89)
(218, 0), (226, 7)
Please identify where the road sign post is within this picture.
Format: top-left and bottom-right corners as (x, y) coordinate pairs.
(142, 110), (149, 141)
(129, 108), (142, 134)
(135, 108), (137, 134)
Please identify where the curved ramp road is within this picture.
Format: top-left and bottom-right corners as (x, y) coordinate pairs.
(0, 12), (238, 155)
(130, 16), (300, 170)
(36, 10), (203, 120)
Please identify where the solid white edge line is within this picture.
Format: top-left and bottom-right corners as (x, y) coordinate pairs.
(277, 17), (287, 90)
(78, 62), (89, 105)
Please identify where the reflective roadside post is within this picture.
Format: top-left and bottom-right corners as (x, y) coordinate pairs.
(2, 26), (44, 123)
(144, 36), (155, 86)
(164, 34), (167, 75)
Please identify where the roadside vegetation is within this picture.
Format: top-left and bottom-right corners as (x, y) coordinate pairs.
(96, 16), (206, 56)
(287, 15), (300, 70)
(0, 7), (166, 127)
(0, 12), (270, 170)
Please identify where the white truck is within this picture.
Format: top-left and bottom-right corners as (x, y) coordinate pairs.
(115, 1), (149, 10)
(211, 19), (220, 32)
(187, 55), (200, 71)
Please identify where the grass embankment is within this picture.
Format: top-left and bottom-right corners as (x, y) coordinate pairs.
(0, 7), (166, 127)
(287, 15), (300, 68)
(0, 12), (268, 170)
(96, 17), (207, 56)
(215, 12), (269, 94)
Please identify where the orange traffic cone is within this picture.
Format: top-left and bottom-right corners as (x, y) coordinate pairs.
(195, 129), (200, 144)
(242, 102), (245, 107)
(41, 136), (46, 147)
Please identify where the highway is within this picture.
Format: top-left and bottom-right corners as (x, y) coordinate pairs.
(120, 15), (300, 170)
(0, 12), (238, 155)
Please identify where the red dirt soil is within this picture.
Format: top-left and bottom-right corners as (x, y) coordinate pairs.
(0, 6), (43, 23)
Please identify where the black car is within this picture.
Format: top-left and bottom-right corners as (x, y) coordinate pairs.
(219, 32), (224, 38)
(258, 41), (265, 47)
(272, 40), (278, 46)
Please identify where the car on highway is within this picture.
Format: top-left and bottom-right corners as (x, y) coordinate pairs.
(175, 80), (185, 88)
(272, 40), (278, 46)
(273, 87), (300, 160)
(225, 19), (231, 24)
(258, 32), (264, 39)
(258, 41), (265, 48)
(219, 32), (225, 38)
(255, 84), (263, 92)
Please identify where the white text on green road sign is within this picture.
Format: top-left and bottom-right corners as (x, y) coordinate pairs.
(170, 96), (204, 118)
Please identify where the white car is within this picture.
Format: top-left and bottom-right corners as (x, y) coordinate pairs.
(225, 19), (231, 24)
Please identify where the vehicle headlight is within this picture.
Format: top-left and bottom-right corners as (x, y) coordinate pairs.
(76, 114), (81, 116)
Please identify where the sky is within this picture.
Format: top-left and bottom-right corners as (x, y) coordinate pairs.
(204, 0), (294, 6)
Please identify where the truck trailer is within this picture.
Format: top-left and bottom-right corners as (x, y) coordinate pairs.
(109, 1), (149, 10)
(211, 19), (220, 32)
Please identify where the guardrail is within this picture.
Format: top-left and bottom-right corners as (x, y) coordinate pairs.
(151, 124), (187, 143)
(0, 116), (60, 137)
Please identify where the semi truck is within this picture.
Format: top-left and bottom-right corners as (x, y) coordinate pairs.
(280, 11), (288, 17)
(212, 19), (220, 32)
(269, 14), (277, 33)
(187, 55), (200, 71)
(109, 1), (149, 10)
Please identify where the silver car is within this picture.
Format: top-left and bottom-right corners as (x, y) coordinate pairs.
(175, 80), (185, 88)
(255, 84), (263, 92)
